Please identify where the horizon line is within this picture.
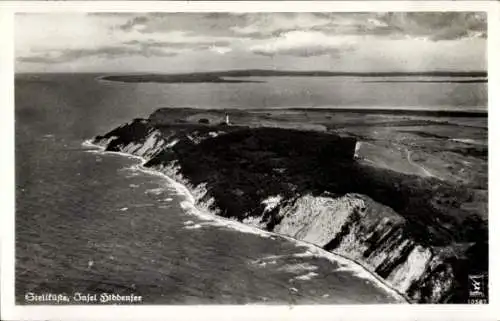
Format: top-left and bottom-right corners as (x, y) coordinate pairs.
(15, 69), (488, 76)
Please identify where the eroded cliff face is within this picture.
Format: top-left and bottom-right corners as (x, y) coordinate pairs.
(92, 118), (487, 303)
(257, 193), (462, 302)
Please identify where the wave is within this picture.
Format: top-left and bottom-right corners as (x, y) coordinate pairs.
(293, 272), (319, 281)
(81, 139), (409, 303)
(184, 224), (202, 230)
(145, 188), (165, 195)
(279, 263), (318, 273)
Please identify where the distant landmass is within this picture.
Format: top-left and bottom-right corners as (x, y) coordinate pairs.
(363, 79), (487, 84)
(100, 69), (487, 84)
(100, 73), (264, 84)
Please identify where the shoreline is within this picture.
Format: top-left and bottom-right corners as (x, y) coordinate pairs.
(82, 139), (410, 304)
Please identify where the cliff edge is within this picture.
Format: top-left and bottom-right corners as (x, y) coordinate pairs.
(92, 109), (488, 303)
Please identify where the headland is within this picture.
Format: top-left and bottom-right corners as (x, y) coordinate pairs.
(92, 107), (488, 303)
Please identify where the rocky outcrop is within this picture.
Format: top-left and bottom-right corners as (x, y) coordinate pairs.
(92, 114), (488, 304)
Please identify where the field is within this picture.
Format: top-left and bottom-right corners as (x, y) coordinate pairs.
(150, 107), (487, 206)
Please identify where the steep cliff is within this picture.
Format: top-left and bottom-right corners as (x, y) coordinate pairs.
(92, 115), (488, 304)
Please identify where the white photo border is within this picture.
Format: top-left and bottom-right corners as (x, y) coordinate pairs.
(1, 1), (498, 320)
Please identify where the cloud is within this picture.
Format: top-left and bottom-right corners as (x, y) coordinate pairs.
(230, 12), (486, 41)
(15, 14), (234, 64)
(15, 13), (128, 56)
(250, 31), (355, 57)
(116, 13), (249, 38)
(118, 15), (150, 31)
(15, 12), (486, 72)
(123, 36), (232, 51)
(377, 12), (487, 41)
(18, 45), (178, 64)
(230, 13), (332, 38)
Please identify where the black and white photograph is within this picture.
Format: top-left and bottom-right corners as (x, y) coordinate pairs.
(1, 1), (497, 319)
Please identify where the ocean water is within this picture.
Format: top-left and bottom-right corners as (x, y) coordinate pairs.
(14, 73), (486, 304)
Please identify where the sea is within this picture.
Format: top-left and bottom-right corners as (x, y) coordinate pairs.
(14, 73), (487, 304)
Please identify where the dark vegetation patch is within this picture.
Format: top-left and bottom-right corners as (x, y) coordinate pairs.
(94, 118), (152, 151)
(147, 127), (357, 219)
(323, 209), (361, 252)
(447, 146), (488, 159)
(290, 108), (487, 118)
(363, 79), (487, 84)
(144, 125), (487, 249)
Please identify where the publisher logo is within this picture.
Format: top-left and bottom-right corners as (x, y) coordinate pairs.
(468, 274), (487, 304)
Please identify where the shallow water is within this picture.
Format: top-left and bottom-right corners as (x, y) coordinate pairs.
(15, 73), (484, 304)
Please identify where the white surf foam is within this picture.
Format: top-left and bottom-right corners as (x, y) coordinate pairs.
(84, 143), (145, 164)
(131, 203), (155, 208)
(259, 254), (290, 261)
(293, 271), (319, 281)
(145, 188), (165, 195)
(292, 251), (316, 258)
(82, 139), (99, 149)
(125, 173), (140, 178)
(145, 173), (407, 301)
(250, 257), (279, 267)
(83, 139), (409, 303)
(250, 254), (280, 266)
(279, 263), (318, 273)
(184, 224), (202, 230)
(255, 260), (277, 267)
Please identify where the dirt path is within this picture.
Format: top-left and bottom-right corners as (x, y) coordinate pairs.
(404, 148), (433, 177)
(357, 142), (435, 178)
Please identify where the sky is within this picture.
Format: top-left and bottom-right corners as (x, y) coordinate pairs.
(15, 12), (487, 73)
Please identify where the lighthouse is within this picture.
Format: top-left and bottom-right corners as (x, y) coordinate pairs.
(353, 141), (362, 160)
(225, 113), (230, 125)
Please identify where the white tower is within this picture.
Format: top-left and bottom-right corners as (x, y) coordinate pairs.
(225, 113), (230, 125)
(354, 141), (361, 159)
